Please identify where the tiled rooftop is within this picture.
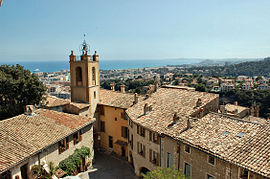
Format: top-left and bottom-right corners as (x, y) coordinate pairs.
(227, 122), (270, 177)
(68, 102), (90, 110)
(174, 113), (262, 160)
(99, 89), (144, 109)
(224, 104), (249, 114)
(0, 109), (95, 173)
(44, 95), (70, 108)
(126, 87), (218, 133)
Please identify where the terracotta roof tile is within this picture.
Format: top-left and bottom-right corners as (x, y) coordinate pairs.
(44, 95), (70, 108)
(0, 109), (95, 173)
(99, 89), (144, 109)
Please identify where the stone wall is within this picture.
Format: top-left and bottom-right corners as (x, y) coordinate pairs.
(9, 124), (94, 179)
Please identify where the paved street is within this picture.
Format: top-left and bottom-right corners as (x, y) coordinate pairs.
(79, 152), (138, 179)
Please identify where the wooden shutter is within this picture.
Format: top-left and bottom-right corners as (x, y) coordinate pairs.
(137, 142), (139, 154)
(58, 142), (62, 154)
(73, 134), (76, 145)
(157, 153), (160, 166)
(149, 149), (152, 162)
(66, 137), (69, 149)
(143, 145), (146, 157)
(79, 130), (82, 141)
(149, 131), (152, 141)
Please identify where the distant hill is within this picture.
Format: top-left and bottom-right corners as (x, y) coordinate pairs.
(187, 57), (270, 77)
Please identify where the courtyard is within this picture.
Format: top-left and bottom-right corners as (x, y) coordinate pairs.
(79, 152), (138, 179)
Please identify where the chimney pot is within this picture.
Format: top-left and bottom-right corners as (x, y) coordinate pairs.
(25, 105), (35, 116)
(196, 98), (202, 107)
(187, 119), (191, 129)
(134, 93), (138, 104)
(110, 83), (115, 91)
(120, 84), (125, 93)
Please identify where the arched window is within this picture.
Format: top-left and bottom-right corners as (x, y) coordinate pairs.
(76, 67), (82, 86)
(92, 67), (96, 85)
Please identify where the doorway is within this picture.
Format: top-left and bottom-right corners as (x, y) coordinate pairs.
(121, 147), (126, 157)
(20, 163), (29, 179)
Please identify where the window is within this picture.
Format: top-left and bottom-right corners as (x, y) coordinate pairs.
(184, 163), (191, 178)
(239, 168), (249, 179)
(73, 130), (82, 145)
(94, 91), (96, 99)
(99, 105), (104, 115)
(149, 131), (160, 144)
(149, 149), (159, 166)
(76, 67), (82, 86)
(137, 142), (145, 157)
(115, 117), (118, 121)
(237, 132), (246, 138)
(137, 125), (145, 137)
(185, 145), (190, 153)
(58, 137), (69, 154)
(166, 152), (173, 168)
(100, 121), (105, 132)
(0, 171), (11, 179)
(208, 155), (215, 165)
(121, 112), (125, 119)
(109, 136), (113, 148)
(207, 174), (215, 179)
(92, 67), (96, 85)
(121, 126), (129, 139)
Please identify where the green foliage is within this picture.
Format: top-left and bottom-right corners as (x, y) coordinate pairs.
(58, 146), (91, 175)
(221, 89), (270, 118)
(101, 79), (154, 94)
(31, 165), (51, 179)
(185, 57), (270, 77)
(0, 64), (47, 119)
(142, 167), (186, 179)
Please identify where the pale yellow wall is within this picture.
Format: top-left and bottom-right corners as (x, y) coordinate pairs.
(99, 105), (128, 157)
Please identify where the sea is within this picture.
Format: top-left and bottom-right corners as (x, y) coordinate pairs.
(0, 59), (202, 72)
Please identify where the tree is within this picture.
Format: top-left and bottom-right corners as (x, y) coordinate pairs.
(142, 167), (186, 179)
(0, 64), (47, 119)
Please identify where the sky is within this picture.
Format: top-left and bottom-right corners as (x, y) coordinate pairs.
(0, 0), (270, 62)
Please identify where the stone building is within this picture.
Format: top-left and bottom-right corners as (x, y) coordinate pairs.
(126, 86), (269, 178)
(0, 108), (95, 179)
(94, 88), (144, 158)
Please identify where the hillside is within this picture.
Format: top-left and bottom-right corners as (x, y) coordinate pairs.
(187, 57), (270, 77)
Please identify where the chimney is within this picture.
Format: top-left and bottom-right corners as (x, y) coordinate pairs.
(134, 93), (138, 104)
(234, 101), (238, 106)
(220, 105), (226, 114)
(196, 98), (202, 107)
(110, 83), (115, 91)
(120, 84), (125, 93)
(173, 112), (179, 123)
(199, 107), (204, 118)
(154, 80), (159, 92)
(25, 105), (35, 116)
(187, 119), (191, 129)
(144, 103), (152, 115)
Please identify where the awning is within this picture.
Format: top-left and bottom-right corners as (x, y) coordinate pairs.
(115, 140), (128, 147)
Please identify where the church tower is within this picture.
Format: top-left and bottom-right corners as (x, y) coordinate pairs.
(69, 39), (100, 116)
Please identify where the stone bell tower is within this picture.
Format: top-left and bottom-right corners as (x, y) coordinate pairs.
(69, 39), (100, 116)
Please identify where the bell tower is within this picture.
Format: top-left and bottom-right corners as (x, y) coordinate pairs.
(69, 39), (100, 116)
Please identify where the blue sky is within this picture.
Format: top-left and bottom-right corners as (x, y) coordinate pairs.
(0, 0), (270, 61)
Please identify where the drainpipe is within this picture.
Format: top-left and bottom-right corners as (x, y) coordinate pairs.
(178, 145), (180, 170)
(159, 136), (162, 167)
